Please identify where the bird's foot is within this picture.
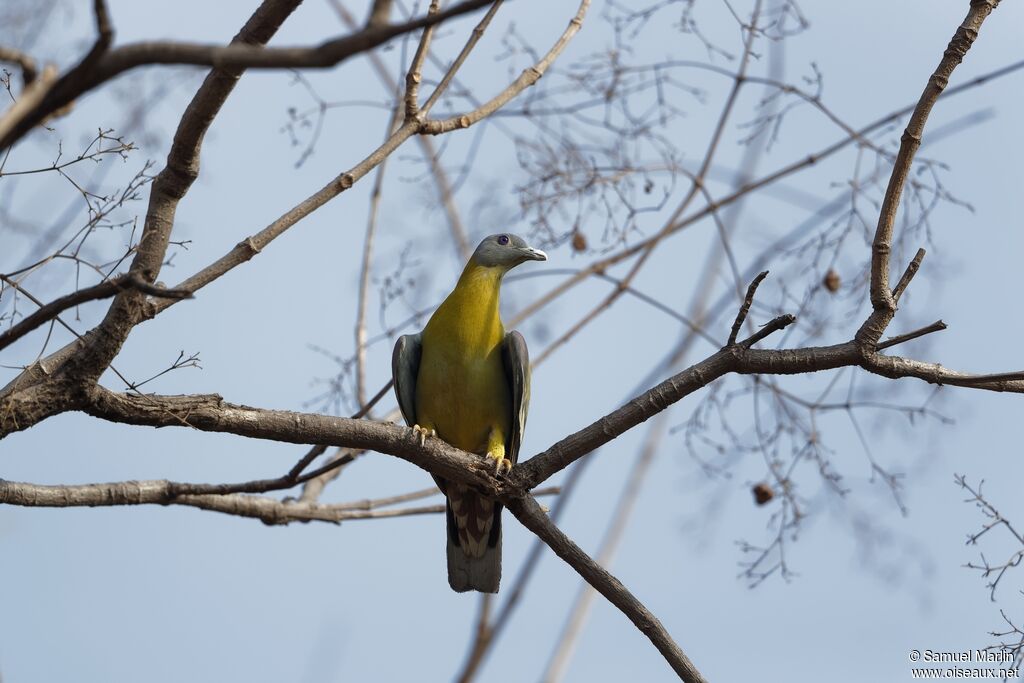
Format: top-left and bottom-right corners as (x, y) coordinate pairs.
(411, 424), (436, 447)
(485, 451), (513, 477)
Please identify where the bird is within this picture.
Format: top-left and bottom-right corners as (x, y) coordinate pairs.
(392, 233), (547, 593)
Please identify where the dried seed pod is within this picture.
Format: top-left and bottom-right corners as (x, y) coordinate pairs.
(823, 269), (841, 293)
(571, 230), (587, 252)
(752, 482), (774, 506)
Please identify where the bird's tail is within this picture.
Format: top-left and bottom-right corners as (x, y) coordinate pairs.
(446, 482), (502, 593)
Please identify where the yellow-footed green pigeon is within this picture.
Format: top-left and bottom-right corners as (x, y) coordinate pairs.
(392, 233), (547, 593)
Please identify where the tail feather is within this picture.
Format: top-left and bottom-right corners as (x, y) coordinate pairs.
(445, 487), (503, 593)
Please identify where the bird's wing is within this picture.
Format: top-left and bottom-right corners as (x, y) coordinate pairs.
(392, 333), (422, 428)
(501, 330), (531, 464)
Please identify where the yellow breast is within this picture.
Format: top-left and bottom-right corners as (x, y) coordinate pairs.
(415, 264), (511, 454)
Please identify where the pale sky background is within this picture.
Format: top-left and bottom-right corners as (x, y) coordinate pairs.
(2, 1), (1024, 682)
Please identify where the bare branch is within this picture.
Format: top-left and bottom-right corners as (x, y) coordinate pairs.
(328, 0), (473, 260)
(0, 474), (561, 527)
(863, 353), (1024, 392)
(0, 477), (446, 524)
(728, 270), (768, 346)
(0, 45), (39, 85)
(0, 0), (503, 150)
(891, 247), (926, 303)
(366, 0), (394, 28)
(542, 416), (669, 683)
(419, 0), (505, 116)
(510, 56), (1024, 332)
(41, 0), (307, 402)
(0, 274), (191, 352)
(403, 0), (439, 120)
(420, 0), (591, 134)
(875, 320), (947, 351)
(739, 314), (797, 349)
(506, 494), (708, 683)
(0, 64), (57, 143)
(857, 0), (1000, 346)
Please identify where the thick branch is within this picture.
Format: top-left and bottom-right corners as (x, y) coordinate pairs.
(5, 324), (1019, 483)
(81, 386), (511, 496)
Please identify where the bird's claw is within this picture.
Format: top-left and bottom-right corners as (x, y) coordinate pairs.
(412, 424), (436, 447)
(486, 452), (513, 477)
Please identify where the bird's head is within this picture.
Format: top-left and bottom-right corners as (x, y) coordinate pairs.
(470, 233), (547, 271)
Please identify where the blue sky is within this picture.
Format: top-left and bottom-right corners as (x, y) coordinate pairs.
(2, 1), (1024, 681)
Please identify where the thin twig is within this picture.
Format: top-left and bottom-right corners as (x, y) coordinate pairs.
(327, 0), (472, 260)
(531, 1), (763, 364)
(510, 54), (1024, 334)
(420, 0), (591, 135)
(728, 270), (769, 346)
(740, 314), (797, 349)
(891, 247), (926, 303)
(403, 0), (439, 119)
(420, 0), (505, 115)
(0, 273), (191, 352)
(355, 99), (404, 408)
(876, 320), (947, 351)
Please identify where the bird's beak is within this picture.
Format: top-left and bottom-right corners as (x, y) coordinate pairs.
(520, 246), (548, 262)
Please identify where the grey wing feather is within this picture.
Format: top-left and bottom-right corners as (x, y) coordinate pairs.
(392, 333), (422, 428)
(500, 331), (531, 464)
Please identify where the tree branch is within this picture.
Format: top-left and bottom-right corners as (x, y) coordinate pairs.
(0, 274), (191, 352)
(505, 494), (708, 683)
(891, 247), (926, 303)
(0, 45), (39, 85)
(0, 478), (446, 524)
(857, 0), (1000, 346)
(0, 65), (57, 143)
(509, 54), (1024, 333)
(419, 0), (590, 135)
(875, 320), (947, 351)
(0, 0), (502, 150)
(402, 0), (439, 120)
(0, 477), (561, 526)
(50, 0), (307, 397)
(728, 270), (768, 345)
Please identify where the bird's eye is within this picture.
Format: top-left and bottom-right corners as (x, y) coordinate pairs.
(497, 234), (509, 245)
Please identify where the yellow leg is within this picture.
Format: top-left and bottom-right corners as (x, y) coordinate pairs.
(485, 426), (512, 476)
